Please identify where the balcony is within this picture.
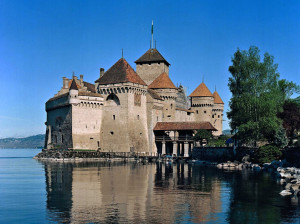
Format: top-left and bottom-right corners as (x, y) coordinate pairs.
(155, 136), (194, 142)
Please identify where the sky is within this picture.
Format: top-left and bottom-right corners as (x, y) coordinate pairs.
(0, 0), (299, 138)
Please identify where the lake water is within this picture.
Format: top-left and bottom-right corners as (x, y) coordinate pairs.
(0, 149), (300, 224)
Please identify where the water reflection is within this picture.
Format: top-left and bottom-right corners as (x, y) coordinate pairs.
(40, 161), (300, 223)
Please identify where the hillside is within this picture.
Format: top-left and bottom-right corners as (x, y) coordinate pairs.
(0, 134), (45, 149)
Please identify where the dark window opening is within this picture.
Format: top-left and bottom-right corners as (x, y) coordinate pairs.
(110, 131), (114, 135)
(113, 115), (115, 120)
(204, 111), (207, 114)
(61, 135), (64, 143)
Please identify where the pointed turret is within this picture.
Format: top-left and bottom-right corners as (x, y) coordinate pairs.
(189, 82), (213, 97)
(212, 90), (224, 136)
(213, 91), (224, 104)
(148, 72), (176, 89)
(189, 82), (214, 124)
(69, 79), (78, 90)
(135, 48), (170, 66)
(95, 58), (146, 86)
(69, 79), (79, 104)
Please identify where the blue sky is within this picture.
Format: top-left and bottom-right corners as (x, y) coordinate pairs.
(0, 0), (299, 138)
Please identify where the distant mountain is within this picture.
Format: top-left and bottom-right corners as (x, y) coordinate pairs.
(0, 134), (45, 149)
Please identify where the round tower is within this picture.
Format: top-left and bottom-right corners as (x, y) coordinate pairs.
(148, 72), (177, 121)
(189, 82), (214, 123)
(212, 91), (224, 136)
(69, 79), (80, 104)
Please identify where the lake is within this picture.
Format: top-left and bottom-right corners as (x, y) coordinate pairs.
(0, 149), (300, 224)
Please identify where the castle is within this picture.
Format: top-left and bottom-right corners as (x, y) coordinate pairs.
(44, 47), (224, 157)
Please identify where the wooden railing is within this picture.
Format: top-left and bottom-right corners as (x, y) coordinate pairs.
(155, 136), (194, 142)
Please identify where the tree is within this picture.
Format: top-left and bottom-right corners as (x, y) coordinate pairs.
(278, 100), (300, 142)
(227, 46), (286, 146)
(193, 129), (212, 145)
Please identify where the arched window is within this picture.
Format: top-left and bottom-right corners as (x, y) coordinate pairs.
(106, 93), (120, 106)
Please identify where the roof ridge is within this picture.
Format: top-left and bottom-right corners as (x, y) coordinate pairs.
(135, 48), (170, 66)
(69, 79), (78, 90)
(148, 72), (177, 89)
(189, 82), (213, 97)
(213, 91), (224, 104)
(95, 58), (147, 85)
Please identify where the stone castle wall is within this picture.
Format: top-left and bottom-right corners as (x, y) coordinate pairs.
(191, 96), (214, 123)
(136, 63), (169, 85)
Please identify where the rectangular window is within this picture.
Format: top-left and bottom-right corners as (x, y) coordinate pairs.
(134, 94), (141, 106)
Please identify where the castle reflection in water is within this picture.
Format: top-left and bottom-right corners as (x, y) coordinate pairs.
(41, 161), (222, 223)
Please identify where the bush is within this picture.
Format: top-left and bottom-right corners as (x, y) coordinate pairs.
(254, 144), (282, 164)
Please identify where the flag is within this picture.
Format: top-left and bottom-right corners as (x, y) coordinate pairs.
(151, 20), (153, 35)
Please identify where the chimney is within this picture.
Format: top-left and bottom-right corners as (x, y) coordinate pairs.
(80, 74), (83, 83)
(100, 68), (105, 77)
(63, 77), (69, 89)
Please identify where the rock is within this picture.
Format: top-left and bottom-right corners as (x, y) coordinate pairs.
(280, 179), (286, 185)
(263, 163), (271, 169)
(280, 190), (292, 196)
(291, 184), (300, 193)
(252, 164), (261, 171)
(217, 164), (223, 169)
(285, 183), (292, 190)
(294, 190), (300, 197)
(242, 154), (250, 162)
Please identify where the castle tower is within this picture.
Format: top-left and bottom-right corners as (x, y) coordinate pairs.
(135, 48), (170, 85)
(189, 82), (214, 123)
(69, 79), (80, 104)
(212, 91), (224, 136)
(95, 58), (149, 153)
(148, 72), (177, 121)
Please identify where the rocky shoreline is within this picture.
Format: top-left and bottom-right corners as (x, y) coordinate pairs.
(212, 160), (300, 198)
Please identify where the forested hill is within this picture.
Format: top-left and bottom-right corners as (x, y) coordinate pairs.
(0, 134), (45, 149)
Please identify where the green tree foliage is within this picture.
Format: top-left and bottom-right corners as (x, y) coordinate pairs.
(254, 145), (282, 164)
(193, 129), (212, 145)
(228, 46), (286, 146)
(278, 100), (300, 141)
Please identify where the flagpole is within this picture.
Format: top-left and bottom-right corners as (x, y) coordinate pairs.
(151, 20), (153, 49)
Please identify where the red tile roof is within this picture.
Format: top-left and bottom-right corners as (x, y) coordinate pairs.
(189, 82), (213, 97)
(153, 122), (217, 131)
(148, 72), (177, 89)
(83, 81), (96, 93)
(213, 91), (224, 104)
(95, 58), (146, 86)
(135, 48), (170, 66)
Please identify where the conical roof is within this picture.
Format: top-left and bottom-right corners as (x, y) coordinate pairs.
(95, 58), (146, 85)
(148, 72), (177, 89)
(213, 91), (224, 104)
(69, 79), (78, 90)
(189, 82), (213, 97)
(135, 48), (170, 66)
